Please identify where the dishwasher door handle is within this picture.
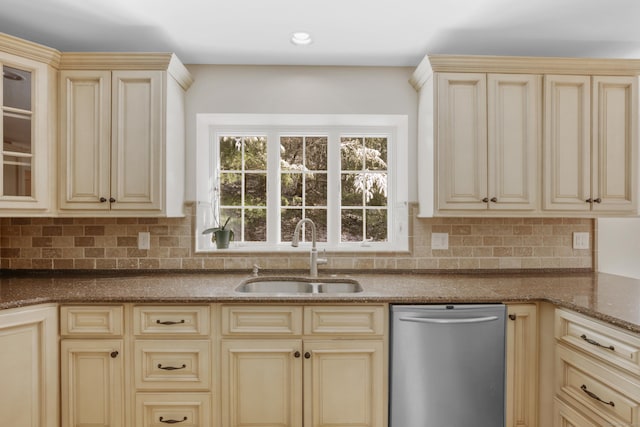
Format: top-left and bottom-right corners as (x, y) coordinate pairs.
(399, 315), (499, 324)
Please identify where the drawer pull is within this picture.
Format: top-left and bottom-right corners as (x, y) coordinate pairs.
(157, 363), (187, 371)
(580, 334), (615, 351)
(156, 319), (186, 325)
(580, 384), (615, 407)
(159, 416), (187, 424)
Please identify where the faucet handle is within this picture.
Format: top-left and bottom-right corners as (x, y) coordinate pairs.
(252, 264), (261, 276)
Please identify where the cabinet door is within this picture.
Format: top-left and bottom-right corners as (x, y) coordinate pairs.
(592, 76), (638, 213)
(111, 70), (163, 211)
(543, 75), (591, 211)
(220, 339), (303, 427)
(59, 70), (112, 210)
(61, 339), (125, 427)
(304, 340), (385, 427)
(0, 305), (58, 427)
(437, 73), (488, 210)
(488, 74), (540, 211)
(0, 54), (53, 211)
(506, 304), (538, 427)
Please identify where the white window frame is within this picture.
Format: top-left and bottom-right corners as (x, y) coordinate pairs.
(195, 114), (408, 253)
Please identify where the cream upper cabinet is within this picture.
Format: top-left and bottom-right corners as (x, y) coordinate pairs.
(59, 54), (193, 216)
(436, 72), (540, 212)
(543, 75), (638, 213)
(0, 304), (58, 427)
(0, 34), (57, 215)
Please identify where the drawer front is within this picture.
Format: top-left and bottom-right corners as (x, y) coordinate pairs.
(555, 308), (640, 376)
(553, 397), (602, 427)
(133, 306), (210, 336)
(134, 340), (211, 390)
(556, 344), (640, 426)
(60, 305), (123, 337)
(221, 305), (303, 336)
(304, 305), (385, 336)
(135, 393), (211, 427)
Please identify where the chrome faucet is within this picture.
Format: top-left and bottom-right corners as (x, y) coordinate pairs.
(291, 218), (327, 277)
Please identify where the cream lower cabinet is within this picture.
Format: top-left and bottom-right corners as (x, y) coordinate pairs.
(219, 304), (386, 427)
(554, 308), (640, 426)
(436, 72), (540, 212)
(0, 304), (58, 427)
(506, 304), (538, 427)
(60, 305), (125, 427)
(543, 75), (638, 213)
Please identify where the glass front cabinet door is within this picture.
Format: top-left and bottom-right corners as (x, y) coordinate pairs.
(0, 42), (55, 214)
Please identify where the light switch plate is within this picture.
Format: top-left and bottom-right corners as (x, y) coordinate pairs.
(431, 232), (449, 250)
(138, 232), (151, 250)
(573, 232), (590, 249)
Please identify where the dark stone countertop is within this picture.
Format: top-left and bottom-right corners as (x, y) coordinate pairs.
(1, 271), (639, 333)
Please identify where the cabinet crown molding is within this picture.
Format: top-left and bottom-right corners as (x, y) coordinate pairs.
(59, 52), (193, 90)
(411, 54), (640, 89)
(0, 32), (61, 67)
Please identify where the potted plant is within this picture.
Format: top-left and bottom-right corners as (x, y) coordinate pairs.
(203, 217), (234, 249)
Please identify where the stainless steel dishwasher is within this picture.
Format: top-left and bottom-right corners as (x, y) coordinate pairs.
(389, 304), (506, 427)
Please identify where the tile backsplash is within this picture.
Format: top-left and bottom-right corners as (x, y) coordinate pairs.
(0, 203), (593, 271)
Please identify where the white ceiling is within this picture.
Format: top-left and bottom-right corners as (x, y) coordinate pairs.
(2, 0), (640, 66)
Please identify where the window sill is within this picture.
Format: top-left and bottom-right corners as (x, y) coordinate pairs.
(195, 242), (409, 254)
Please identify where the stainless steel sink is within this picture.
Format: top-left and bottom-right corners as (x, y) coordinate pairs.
(235, 277), (363, 294)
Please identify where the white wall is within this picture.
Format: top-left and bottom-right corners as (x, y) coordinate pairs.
(597, 218), (640, 279)
(184, 64), (418, 201)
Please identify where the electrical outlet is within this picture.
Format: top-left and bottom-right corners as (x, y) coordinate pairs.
(431, 232), (449, 250)
(573, 232), (590, 249)
(138, 232), (150, 250)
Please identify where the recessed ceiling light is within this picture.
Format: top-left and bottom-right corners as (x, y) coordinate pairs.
(291, 32), (312, 46)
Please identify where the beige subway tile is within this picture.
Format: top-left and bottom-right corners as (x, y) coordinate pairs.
(458, 258), (479, 269)
(52, 236), (74, 248)
(203, 258), (225, 269)
(521, 258), (542, 268)
(431, 249), (452, 257)
(117, 236), (137, 247)
(106, 247), (127, 258)
(139, 218), (159, 224)
(62, 248), (84, 258)
(118, 258), (139, 269)
(1, 226), (21, 236)
(354, 258), (375, 269)
(10, 236), (31, 248)
(432, 225), (452, 233)
(149, 225), (170, 235)
(504, 218), (524, 225)
(438, 258), (459, 269)
(452, 247), (473, 257)
(462, 236), (483, 246)
(182, 258), (203, 269)
(493, 247), (513, 257)
(53, 259), (74, 269)
(149, 247), (170, 258)
(94, 236), (117, 248)
(74, 237), (95, 247)
(396, 258), (417, 269)
(32, 259), (53, 269)
(32, 237), (53, 247)
(533, 247), (554, 257)
(502, 236), (523, 246)
(543, 218), (563, 224)
(513, 225), (533, 235)
(85, 248), (105, 258)
(127, 248), (148, 258)
(20, 248), (41, 259)
(1, 248), (20, 258)
(42, 248), (63, 259)
(11, 258), (32, 268)
(74, 218), (96, 225)
(522, 236), (543, 246)
(451, 225), (471, 235)
(158, 258), (182, 269)
(116, 218), (137, 224)
(448, 236), (463, 247)
(473, 247), (493, 257)
(126, 225), (148, 235)
(75, 259), (96, 269)
(513, 247), (533, 257)
(21, 226), (43, 236)
(480, 218), (505, 225)
(482, 236), (503, 246)
(84, 225), (105, 236)
(42, 226), (63, 236)
(415, 258), (438, 269)
(140, 258), (160, 269)
(31, 218), (53, 225)
(105, 225), (128, 236)
(169, 225), (191, 236)
(224, 257), (249, 269)
(159, 236), (181, 247)
(96, 258), (117, 269)
(170, 247), (190, 258)
(499, 258), (522, 269)
(62, 225), (84, 236)
(264, 257), (290, 269)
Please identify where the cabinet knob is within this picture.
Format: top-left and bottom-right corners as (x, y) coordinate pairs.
(482, 197), (489, 203)
(594, 198), (602, 204)
(508, 314), (516, 321)
(110, 351), (119, 358)
(294, 351), (301, 358)
(304, 352), (311, 359)
(99, 197), (107, 203)
(109, 197), (116, 203)
(586, 198), (593, 203)
(490, 197), (497, 203)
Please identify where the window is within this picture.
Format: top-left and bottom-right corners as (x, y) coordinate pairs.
(195, 114), (408, 252)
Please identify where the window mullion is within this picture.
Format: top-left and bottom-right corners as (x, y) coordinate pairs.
(326, 130), (341, 247)
(266, 129), (280, 244)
